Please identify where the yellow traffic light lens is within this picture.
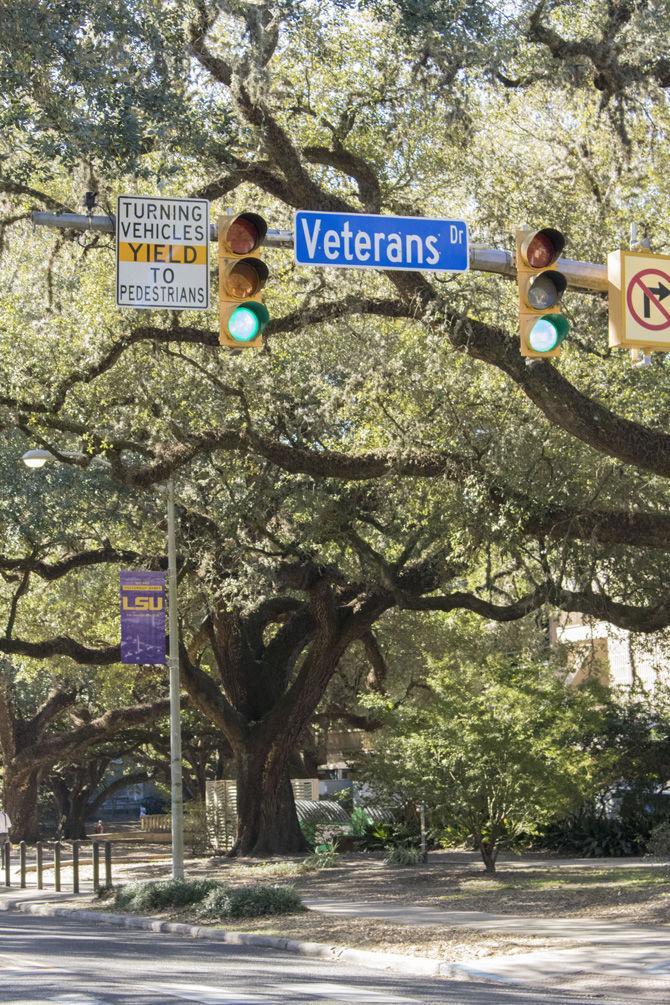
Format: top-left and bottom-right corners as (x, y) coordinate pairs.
(528, 315), (569, 353)
(228, 306), (261, 342)
(527, 270), (567, 310)
(226, 260), (262, 298)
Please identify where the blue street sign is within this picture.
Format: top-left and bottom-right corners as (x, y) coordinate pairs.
(294, 210), (469, 273)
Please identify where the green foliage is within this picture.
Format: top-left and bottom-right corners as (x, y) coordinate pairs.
(183, 800), (210, 856)
(348, 806), (373, 837)
(4, 0), (670, 859)
(579, 684), (670, 810)
(537, 809), (649, 858)
(646, 821), (670, 859)
(383, 845), (422, 866)
(0, 0), (224, 180)
(361, 653), (595, 871)
(198, 884), (306, 919)
(114, 878), (306, 918)
(357, 820), (419, 851)
(299, 819), (317, 848)
(303, 839), (340, 870)
(114, 879), (221, 913)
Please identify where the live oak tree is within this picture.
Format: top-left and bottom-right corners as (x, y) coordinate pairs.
(48, 740), (151, 841)
(2, 2), (670, 852)
(0, 656), (168, 841)
(47, 712), (228, 840)
(137, 710), (234, 803)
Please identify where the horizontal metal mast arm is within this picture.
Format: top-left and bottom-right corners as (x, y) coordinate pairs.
(29, 211), (294, 247)
(30, 212), (608, 292)
(468, 246), (607, 293)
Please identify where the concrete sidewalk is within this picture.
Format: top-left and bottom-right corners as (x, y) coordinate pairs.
(305, 896), (670, 992)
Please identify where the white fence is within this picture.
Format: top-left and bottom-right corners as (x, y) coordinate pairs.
(205, 778), (320, 851)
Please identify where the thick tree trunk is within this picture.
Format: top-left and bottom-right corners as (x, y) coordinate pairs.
(231, 744), (309, 856)
(63, 795), (89, 840)
(4, 768), (40, 842)
(50, 779), (89, 840)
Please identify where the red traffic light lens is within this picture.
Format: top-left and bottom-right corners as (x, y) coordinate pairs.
(521, 228), (565, 269)
(526, 233), (555, 269)
(227, 217), (260, 255)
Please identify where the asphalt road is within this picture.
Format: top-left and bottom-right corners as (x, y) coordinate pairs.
(0, 912), (632, 1005)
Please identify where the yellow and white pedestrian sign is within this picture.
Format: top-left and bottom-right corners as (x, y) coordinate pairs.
(116, 195), (209, 310)
(609, 249), (670, 350)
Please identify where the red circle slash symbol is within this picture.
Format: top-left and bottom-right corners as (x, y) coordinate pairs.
(626, 268), (670, 331)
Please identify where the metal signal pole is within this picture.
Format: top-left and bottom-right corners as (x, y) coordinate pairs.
(167, 474), (184, 880)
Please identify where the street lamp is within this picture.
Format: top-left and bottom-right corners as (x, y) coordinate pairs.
(21, 449), (54, 469)
(20, 450), (185, 880)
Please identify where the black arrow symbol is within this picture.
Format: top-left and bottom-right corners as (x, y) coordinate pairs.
(643, 281), (670, 318)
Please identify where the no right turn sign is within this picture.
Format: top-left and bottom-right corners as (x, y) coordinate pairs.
(609, 249), (670, 350)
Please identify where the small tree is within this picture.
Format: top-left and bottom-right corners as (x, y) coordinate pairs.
(362, 653), (595, 873)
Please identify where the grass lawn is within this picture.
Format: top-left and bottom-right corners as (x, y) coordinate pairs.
(429, 866), (670, 920)
(112, 849), (670, 923)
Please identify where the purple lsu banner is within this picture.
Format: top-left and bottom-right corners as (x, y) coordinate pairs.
(120, 570), (167, 665)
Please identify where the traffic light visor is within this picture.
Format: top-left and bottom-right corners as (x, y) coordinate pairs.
(528, 315), (569, 353)
(521, 228), (565, 269)
(222, 213), (268, 254)
(526, 270), (567, 310)
(227, 302), (270, 343)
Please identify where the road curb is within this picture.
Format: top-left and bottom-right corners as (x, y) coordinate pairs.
(0, 895), (515, 982)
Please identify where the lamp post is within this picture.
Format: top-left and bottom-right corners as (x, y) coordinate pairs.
(21, 449), (184, 880)
(166, 474), (184, 879)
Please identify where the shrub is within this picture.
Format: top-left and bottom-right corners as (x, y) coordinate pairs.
(646, 820), (670, 858)
(198, 883), (306, 919)
(537, 810), (647, 857)
(383, 845), (422, 866)
(300, 819), (317, 848)
(358, 820), (419, 851)
(360, 656), (594, 873)
(303, 840), (339, 870)
(114, 878), (222, 913)
(184, 800), (210, 856)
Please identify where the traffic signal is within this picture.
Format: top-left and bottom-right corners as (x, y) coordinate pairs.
(516, 227), (568, 358)
(219, 212), (269, 349)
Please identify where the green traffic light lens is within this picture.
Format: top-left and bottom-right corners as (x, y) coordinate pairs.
(528, 315), (569, 353)
(228, 306), (261, 342)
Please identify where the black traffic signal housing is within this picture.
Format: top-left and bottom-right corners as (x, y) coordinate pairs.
(516, 227), (568, 358)
(219, 212), (269, 349)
